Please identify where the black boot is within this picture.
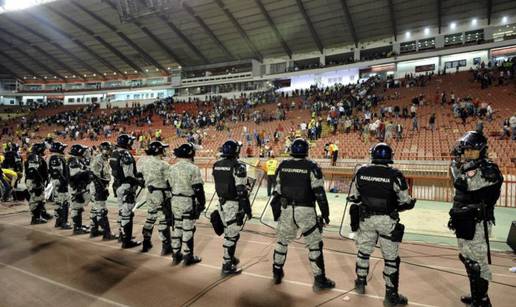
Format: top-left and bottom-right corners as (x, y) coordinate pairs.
(313, 274), (336, 292)
(141, 229), (153, 253)
(355, 276), (367, 294)
(100, 212), (117, 241)
(384, 289), (408, 307)
(54, 206), (62, 228)
(121, 214), (141, 249)
(73, 209), (89, 235)
(90, 213), (101, 238)
(39, 202), (53, 221)
(160, 228), (173, 256)
(383, 257), (407, 306)
(221, 262), (241, 276)
(172, 252), (183, 265)
(273, 267), (284, 284)
(460, 254), (491, 307)
(30, 206), (47, 224)
(183, 238), (201, 266)
(60, 203), (72, 229)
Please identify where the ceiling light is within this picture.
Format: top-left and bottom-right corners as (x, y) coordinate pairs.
(33, 76), (36, 79)
(44, 76), (47, 79)
(103, 72), (107, 75)
(145, 69), (149, 72)
(471, 18), (478, 26)
(167, 67), (171, 70)
(450, 22), (457, 30)
(424, 27), (430, 35)
(65, 76), (68, 78)
(72, 75), (76, 78)
(54, 76), (57, 79)
(84, 74), (87, 77)
(502, 16), (508, 24)
(124, 71), (128, 74)
(93, 73), (96, 76)
(405, 31), (411, 38)
(134, 70), (138, 73)
(113, 72), (117, 75)
(178, 66), (181, 69)
(155, 68), (159, 71)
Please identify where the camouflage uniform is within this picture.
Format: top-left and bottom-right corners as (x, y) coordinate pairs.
(169, 158), (204, 260)
(90, 152), (114, 239)
(212, 157), (250, 273)
(348, 163), (414, 303)
(110, 146), (142, 248)
(139, 155), (173, 254)
(272, 159), (330, 281)
(69, 155), (92, 234)
(48, 153), (71, 228)
(450, 158), (503, 306)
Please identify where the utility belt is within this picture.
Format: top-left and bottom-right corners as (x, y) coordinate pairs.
(148, 185), (170, 193)
(282, 199), (315, 208)
(449, 203), (493, 240)
(173, 193), (194, 198)
(359, 205), (396, 219)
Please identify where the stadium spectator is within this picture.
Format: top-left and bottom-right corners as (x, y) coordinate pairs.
(510, 113), (516, 140)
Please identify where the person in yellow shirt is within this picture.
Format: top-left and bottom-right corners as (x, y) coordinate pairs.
(1, 168), (17, 201)
(265, 155), (279, 196)
(330, 142), (339, 166)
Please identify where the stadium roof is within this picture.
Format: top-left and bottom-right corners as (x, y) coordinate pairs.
(0, 0), (515, 81)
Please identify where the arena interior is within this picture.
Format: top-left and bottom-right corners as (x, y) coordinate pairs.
(0, 0), (516, 307)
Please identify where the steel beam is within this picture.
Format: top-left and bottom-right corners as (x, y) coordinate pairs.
(254, 0), (292, 58)
(296, 0), (324, 53)
(338, 0), (358, 48)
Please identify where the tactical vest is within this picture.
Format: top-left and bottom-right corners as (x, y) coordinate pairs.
(213, 158), (238, 200)
(277, 159), (315, 204)
(110, 149), (124, 183)
(355, 164), (399, 213)
(25, 154), (43, 183)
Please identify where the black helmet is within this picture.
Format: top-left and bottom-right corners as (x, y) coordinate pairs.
(99, 141), (112, 154)
(221, 140), (241, 158)
(371, 143), (393, 164)
(290, 138), (309, 158)
(174, 143), (195, 158)
(117, 134), (135, 149)
(49, 141), (67, 154)
(146, 141), (169, 156)
(69, 144), (89, 157)
(455, 130), (487, 158)
(31, 142), (46, 155)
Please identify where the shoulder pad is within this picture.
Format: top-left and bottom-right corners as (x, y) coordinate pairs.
(120, 151), (134, 165)
(309, 161), (323, 179)
(391, 168), (408, 190)
(234, 162), (247, 178)
(480, 161), (503, 183)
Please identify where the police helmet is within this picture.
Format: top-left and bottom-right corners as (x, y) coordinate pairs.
(290, 138), (309, 158)
(69, 144), (89, 157)
(371, 143), (393, 164)
(117, 134), (136, 149)
(221, 140), (241, 158)
(49, 142), (67, 154)
(455, 130), (487, 158)
(174, 143), (195, 158)
(31, 142), (46, 155)
(146, 141), (169, 156)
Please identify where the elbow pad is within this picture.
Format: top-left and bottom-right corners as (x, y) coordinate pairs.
(313, 186), (329, 219)
(192, 183), (206, 208)
(398, 198), (416, 212)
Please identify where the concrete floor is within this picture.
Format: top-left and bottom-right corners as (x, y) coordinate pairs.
(1, 199), (515, 307)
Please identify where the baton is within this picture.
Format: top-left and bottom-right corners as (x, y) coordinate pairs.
(481, 201), (492, 265)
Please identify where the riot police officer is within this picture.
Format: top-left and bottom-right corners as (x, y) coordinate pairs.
(448, 131), (503, 307)
(169, 143), (205, 265)
(347, 143), (416, 306)
(68, 144), (93, 235)
(90, 142), (117, 240)
(212, 140), (251, 275)
(269, 138), (335, 292)
(110, 134), (144, 249)
(140, 141), (174, 255)
(24, 142), (51, 224)
(48, 142), (72, 229)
